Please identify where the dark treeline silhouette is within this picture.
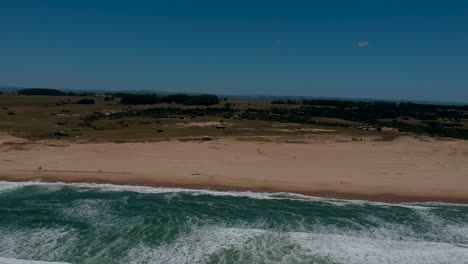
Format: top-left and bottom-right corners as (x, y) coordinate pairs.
(19, 88), (66, 96)
(275, 99), (467, 122)
(118, 94), (161, 105)
(271, 99), (301, 105)
(115, 93), (220, 106)
(18, 88), (95, 97)
(304, 99), (467, 110)
(81, 97), (468, 139)
(301, 100), (467, 121)
(184, 95), (220, 106)
(76, 98), (95, 105)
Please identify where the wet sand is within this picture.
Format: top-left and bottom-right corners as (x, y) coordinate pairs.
(1, 136), (468, 203)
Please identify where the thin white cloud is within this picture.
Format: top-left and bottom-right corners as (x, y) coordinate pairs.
(358, 41), (369, 47)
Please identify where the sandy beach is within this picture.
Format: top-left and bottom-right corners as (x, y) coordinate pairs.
(1, 135), (468, 203)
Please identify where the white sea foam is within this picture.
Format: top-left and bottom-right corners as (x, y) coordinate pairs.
(412, 207), (468, 242)
(0, 181), (63, 194)
(0, 257), (70, 264)
(290, 232), (468, 264)
(1, 180), (463, 208)
(122, 205), (468, 264)
(0, 182), (24, 193)
(1, 180), (467, 264)
(0, 227), (77, 262)
(59, 198), (145, 227)
(60, 199), (109, 220)
(124, 226), (468, 264)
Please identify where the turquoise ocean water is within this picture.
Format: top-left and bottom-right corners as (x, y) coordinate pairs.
(0, 181), (467, 264)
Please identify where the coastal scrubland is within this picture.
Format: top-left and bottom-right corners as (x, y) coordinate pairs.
(1, 88), (467, 142)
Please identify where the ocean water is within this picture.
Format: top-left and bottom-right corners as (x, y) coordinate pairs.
(0, 181), (467, 264)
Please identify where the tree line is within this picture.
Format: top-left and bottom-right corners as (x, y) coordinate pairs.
(115, 93), (220, 106)
(82, 102), (468, 139)
(18, 88), (96, 97)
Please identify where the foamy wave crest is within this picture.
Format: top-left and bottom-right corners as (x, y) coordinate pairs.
(124, 226), (468, 264)
(413, 207), (468, 242)
(0, 181), (26, 193)
(0, 181), (64, 194)
(0, 257), (70, 264)
(1, 180), (462, 208)
(0, 227), (78, 262)
(290, 232), (468, 264)
(1, 180), (467, 263)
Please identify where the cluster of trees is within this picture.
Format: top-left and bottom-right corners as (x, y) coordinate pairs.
(76, 98), (95, 105)
(116, 93), (220, 106)
(271, 99), (301, 105)
(84, 98), (468, 139)
(16, 88), (220, 107)
(374, 120), (468, 139)
(118, 94), (161, 105)
(300, 99), (468, 111)
(18, 88), (67, 96)
(18, 88), (95, 97)
(299, 100), (467, 122)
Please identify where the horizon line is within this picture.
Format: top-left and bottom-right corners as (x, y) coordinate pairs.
(1, 86), (467, 106)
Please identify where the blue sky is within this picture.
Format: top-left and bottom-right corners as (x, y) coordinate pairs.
(1, 0), (467, 102)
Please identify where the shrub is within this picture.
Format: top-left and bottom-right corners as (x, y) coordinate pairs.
(18, 88), (66, 96)
(184, 95), (219, 106)
(117, 93), (219, 106)
(120, 94), (161, 105)
(76, 98), (95, 105)
(162, 94), (191, 104)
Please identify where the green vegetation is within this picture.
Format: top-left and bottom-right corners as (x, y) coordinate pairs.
(18, 88), (96, 97)
(183, 95), (220, 106)
(119, 94), (161, 105)
(271, 99), (301, 105)
(94, 98), (468, 139)
(162, 94), (190, 104)
(18, 88), (67, 96)
(1, 90), (467, 141)
(76, 98), (95, 105)
(117, 93), (219, 106)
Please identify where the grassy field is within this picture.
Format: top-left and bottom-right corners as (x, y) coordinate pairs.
(0, 94), (388, 143)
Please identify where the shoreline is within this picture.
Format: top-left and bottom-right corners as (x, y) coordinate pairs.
(1, 136), (468, 204)
(0, 171), (468, 205)
(1, 175), (468, 205)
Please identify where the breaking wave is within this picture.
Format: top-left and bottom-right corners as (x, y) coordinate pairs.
(0, 181), (467, 263)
